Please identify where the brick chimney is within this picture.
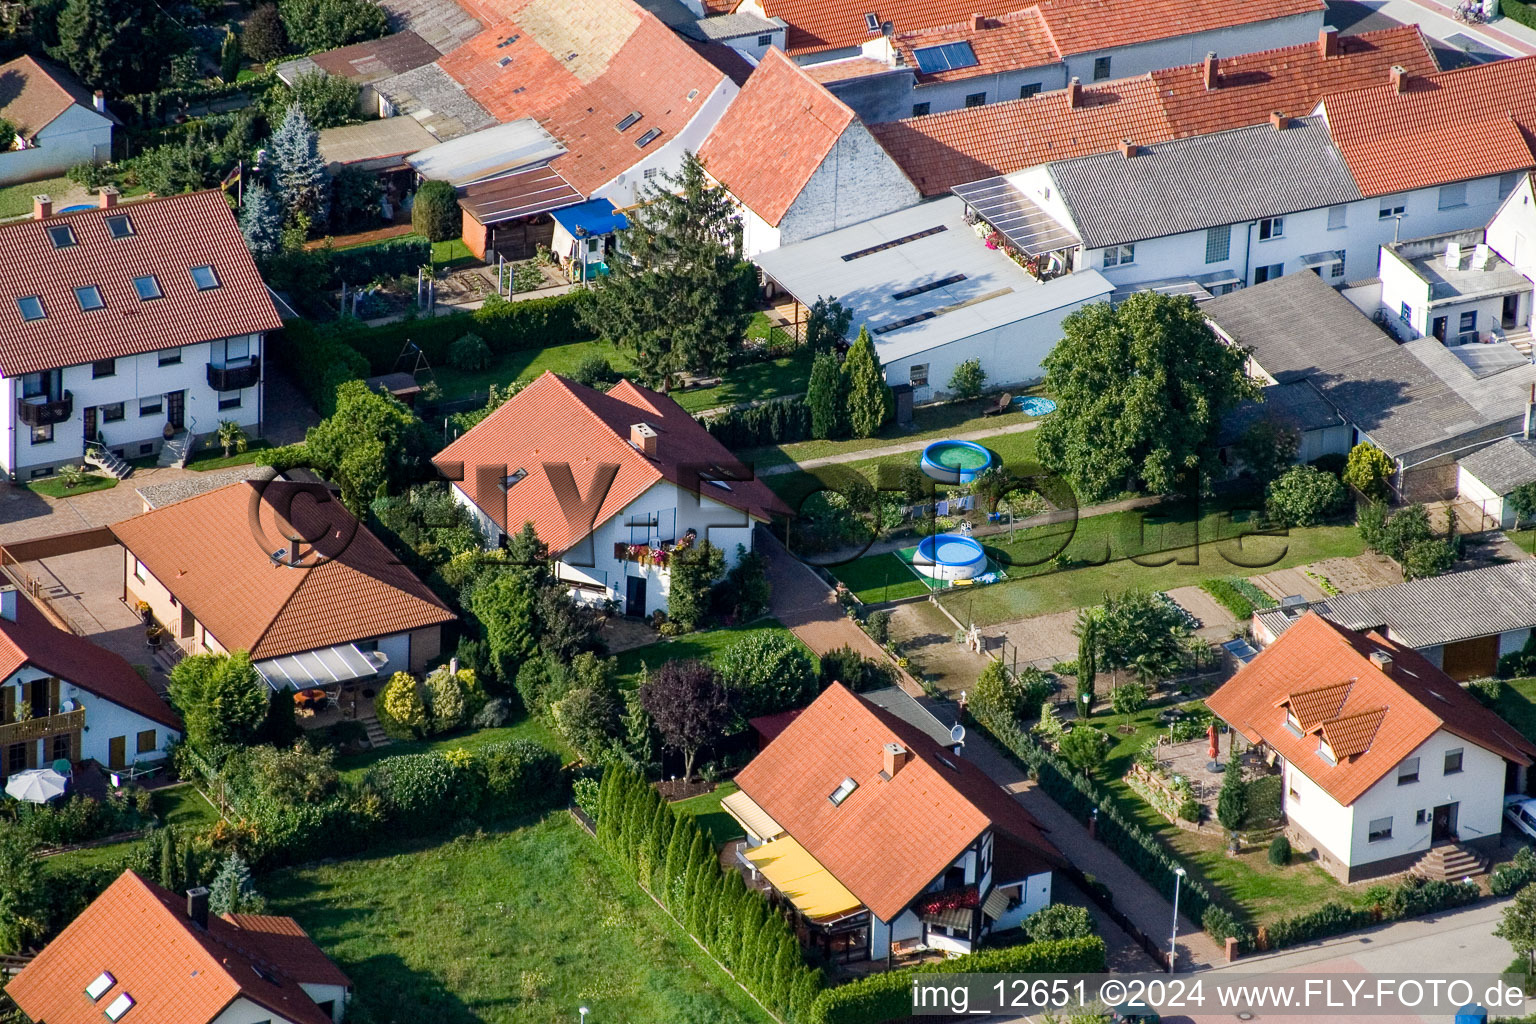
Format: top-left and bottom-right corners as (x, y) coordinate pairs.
(882, 742), (910, 778)
(1269, 110), (1287, 130)
(630, 422), (658, 458)
(92, 89), (106, 114)
(1369, 650), (1394, 677)
(1202, 52), (1218, 91)
(98, 185), (118, 209)
(1118, 138), (1136, 158)
(1390, 64), (1408, 93)
(31, 194), (50, 220)
(1318, 25), (1339, 58)
(186, 887), (210, 929)
(970, 12), (984, 29)
(1066, 76), (1081, 108)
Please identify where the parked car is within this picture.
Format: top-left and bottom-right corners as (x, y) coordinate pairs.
(1109, 999), (1161, 1024)
(1504, 794), (1536, 841)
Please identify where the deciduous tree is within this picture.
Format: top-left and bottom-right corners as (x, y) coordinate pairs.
(243, 4), (287, 62)
(276, 0), (387, 52)
(639, 660), (729, 780)
(167, 652), (267, 751)
(1265, 464), (1345, 527)
(52, 0), (178, 94)
(1497, 881), (1536, 971)
(718, 632), (816, 721)
(302, 379), (435, 513)
(1233, 420), (1299, 486)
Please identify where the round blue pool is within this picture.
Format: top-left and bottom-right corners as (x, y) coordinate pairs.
(920, 439), (993, 484)
(913, 533), (987, 581)
(1014, 396), (1057, 416)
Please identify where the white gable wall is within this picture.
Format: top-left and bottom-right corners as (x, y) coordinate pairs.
(776, 122), (921, 248)
(212, 996), (306, 1024)
(0, 663), (177, 768)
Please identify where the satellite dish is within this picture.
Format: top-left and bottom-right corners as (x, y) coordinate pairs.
(950, 724), (966, 745)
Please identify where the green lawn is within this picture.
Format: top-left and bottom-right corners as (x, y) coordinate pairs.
(431, 237), (478, 268)
(1493, 677), (1536, 744)
(0, 176), (74, 219)
(674, 781), (746, 847)
(186, 439), (274, 472)
(335, 717), (573, 783)
(26, 473), (117, 499)
(614, 619), (812, 690)
(42, 783), (221, 876)
(767, 427), (1041, 506)
(265, 814), (773, 1024)
(433, 340), (637, 404)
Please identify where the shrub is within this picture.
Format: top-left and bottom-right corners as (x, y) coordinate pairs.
(477, 739), (563, 807)
(1022, 903), (1095, 942)
(243, 3), (288, 61)
(447, 333), (492, 371)
(1470, 677), (1504, 706)
(818, 645), (896, 692)
(412, 180), (461, 242)
(571, 353), (615, 389)
(361, 751), (481, 832)
(1058, 725), (1107, 777)
(1217, 764), (1247, 832)
(701, 396), (815, 448)
(1493, 848), (1536, 897)
(1344, 442), (1394, 500)
(1265, 464), (1345, 527)
(375, 671), (428, 740)
(947, 358), (987, 400)
(1403, 538), (1455, 581)
(1268, 835), (1292, 866)
(67, 161), (109, 190)
(1202, 904), (1241, 944)
(1109, 682), (1148, 715)
(717, 632), (817, 721)
(862, 610), (891, 646)
(425, 665), (485, 734)
(1310, 452), (1347, 478)
(472, 696), (515, 729)
(1507, 0), (1536, 30)
(1177, 796), (1201, 822)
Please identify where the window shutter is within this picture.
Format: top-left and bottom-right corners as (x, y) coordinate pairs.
(48, 678), (59, 716)
(3, 687), (13, 724)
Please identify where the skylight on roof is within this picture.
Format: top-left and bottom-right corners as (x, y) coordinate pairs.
(105, 214), (133, 239)
(616, 111), (642, 132)
(190, 265), (220, 291)
(500, 468), (527, 491)
(829, 776), (858, 806)
(864, 11), (879, 30)
(16, 296), (44, 321)
(75, 285), (104, 311)
(133, 275), (161, 301)
(85, 971), (115, 1001)
(912, 41), (978, 74)
(251, 964), (280, 984)
(498, 56), (513, 67)
(46, 224), (76, 249)
(104, 992), (134, 1021)
(635, 128), (661, 149)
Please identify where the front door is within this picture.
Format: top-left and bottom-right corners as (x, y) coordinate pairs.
(83, 405), (96, 445)
(1432, 316), (1448, 342)
(1432, 801), (1460, 843)
(1505, 293), (1521, 328)
(166, 390), (185, 431)
(107, 736), (126, 770)
(624, 575), (647, 618)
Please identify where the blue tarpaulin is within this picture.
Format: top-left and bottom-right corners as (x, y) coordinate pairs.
(553, 199), (628, 238)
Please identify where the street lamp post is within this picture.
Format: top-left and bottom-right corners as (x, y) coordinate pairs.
(1169, 867), (1186, 974)
(580, 1007), (590, 1024)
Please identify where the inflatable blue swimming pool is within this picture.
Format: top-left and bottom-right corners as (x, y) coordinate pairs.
(912, 533), (987, 581)
(1014, 396), (1057, 416)
(920, 439), (993, 484)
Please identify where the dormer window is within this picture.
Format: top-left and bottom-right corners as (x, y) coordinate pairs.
(1316, 739), (1337, 765)
(1283, 710), (1302, 737)
(46, 224), (75, 248)
(105, 214), (133, 239)
(190, 265), (220, 290)
(829, 776), (857, 806)
(85, 971), (114, 1000)
(104, 992), (134, 1020)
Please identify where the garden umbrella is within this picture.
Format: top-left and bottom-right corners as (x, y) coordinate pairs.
(5, 768), (66, 804)
(1207, 723), (1219, 761)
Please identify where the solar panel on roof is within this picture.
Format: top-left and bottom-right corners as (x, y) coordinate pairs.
(912, 41), (978, 74)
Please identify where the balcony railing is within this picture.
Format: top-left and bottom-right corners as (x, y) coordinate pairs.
(17, 391), (72, 427)
(0, 707), (84, 746)
(206, 356), (260, 392)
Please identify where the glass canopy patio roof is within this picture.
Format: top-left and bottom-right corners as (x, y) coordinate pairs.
(952, 176), (1080, 257)
(254, 643), (387, 690)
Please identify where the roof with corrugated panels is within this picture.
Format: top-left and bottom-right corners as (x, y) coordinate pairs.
(1460, 437), (1536, 496)
(893, 8), (1059, 85)
(1208, 612), (1536, 805)
(869, 26), (1428, 197)
(699, 49), (859, 226)
(1047, 114), (1360, 249)
(434, 372), (791, 552)
(0, 592), (182, 731)
(109, 481), (454, 661)
(7, 872), (341, 1024)
(0, 190), (282, 377)
(1033, 0), (1322, 56)
(1319, 54), (1536, 198)
(733, 682), (1061, 922)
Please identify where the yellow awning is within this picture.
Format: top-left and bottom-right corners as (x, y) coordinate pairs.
(744, 836), (863, 920)
(721, 789), (785, 843)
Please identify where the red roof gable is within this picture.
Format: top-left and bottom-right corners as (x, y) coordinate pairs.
(734, 683), (1060, 921)
(7, 872), (343, 1024)
(0, 592), (181, 732)
(700, 49), (859, 226)
(871, 25), (1432, 195)
(434, 372), (790, 552)
(0, 190), (282, 377)
(1207, 613), (1536, 806)
(1320, 53), (1536, 197)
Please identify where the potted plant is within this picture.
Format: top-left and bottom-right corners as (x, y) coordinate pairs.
(133, 600), (152, 626)
(145, 623), (163, 650)
(161, 422), (176, 440)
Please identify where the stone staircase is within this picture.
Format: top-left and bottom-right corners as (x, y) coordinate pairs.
(157, 430), (198, 469)
(1412, 842), (1488, 881)
(1505, 325), (1533, 360)
(360, 716), (391, 749)
(83, 444), (132, 480)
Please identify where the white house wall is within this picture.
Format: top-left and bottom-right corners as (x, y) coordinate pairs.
(1060, 11), (1323, 85)
(991, 871), (1052, 931)
(298, 982), (349, 1023)
(0, 664), (177, 768)
(592, 78), (738, 209)
(0, 105), (113, 187)
(776, 123), (921, 247)
(738, 201), (783, 259)
(1283, 756), (1355, 871)
(213, 996), (307, 1024)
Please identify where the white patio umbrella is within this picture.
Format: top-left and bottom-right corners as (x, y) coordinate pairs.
(5, 768), (67, 804)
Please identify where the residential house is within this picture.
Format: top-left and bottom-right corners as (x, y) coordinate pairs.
(1251, 561), (1536, 680)
(434, 371), (790, 618)
(679, 12), (787, 61)
(9, 871), (351, 1024)
(109, 480), (455, 690)
(1207, 612), (1536, 880)
(0, 56), (117, 186)
(275, 31), (442, 119)
(0, 189), (282, 481)
(728, 683), (1061, 961)
(698, 49), (920, 255)
(868, 26), (1435, 194)
(754, 195), (1113, 397)
(0, 583), (180, 775)
(1457, 436), (1536, 528)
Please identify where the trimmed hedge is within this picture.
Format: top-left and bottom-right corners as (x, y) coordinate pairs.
(1504, 0), (1536, 28)
(701, 396), (814, 448)
(1258, 876), (1477, 950)
(330, 236), (431, 287)
(272, 318), (369, 415)
(332, 290), (593, 373)
(804, 936), (1107, 1024)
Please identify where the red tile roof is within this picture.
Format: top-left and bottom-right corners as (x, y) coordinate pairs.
(802, 56), (894, 82)
(0, 56), (113, 135)
(699, 49), (859, 226)
(893, 8), (1059, 85)
(1320, 53), (1536, 197)
(734, 683), (1060, 922)
(222, 915), (353, 989)
(0, 594), (181, 731)
(436, 372), (790, 552)
(1207, 613), (1536, 806)
(436, 0), (727, 194)
(0, 190), (282, 377)
(871, 25), (1432, 195)
(7, 872), (345, 1024)
(109, 481), (455, 661)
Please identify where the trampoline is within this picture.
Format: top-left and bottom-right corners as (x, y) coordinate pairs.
(911, 533), (987, 581)
(1014, 396), (1057, 416)
(920, 439), (993, 484)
